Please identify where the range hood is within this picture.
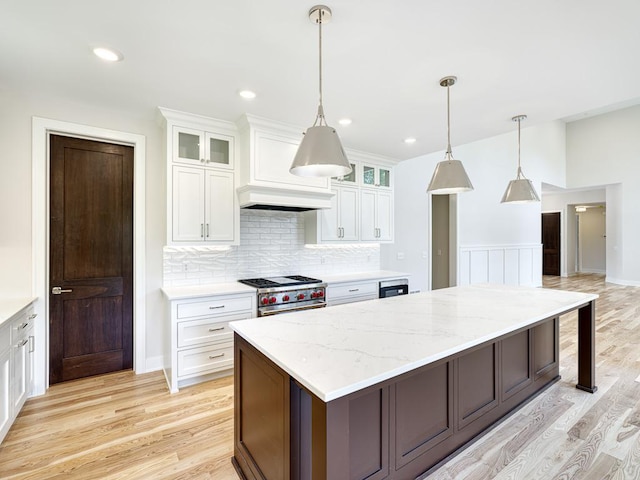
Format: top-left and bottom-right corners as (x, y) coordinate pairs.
(238, 184), (334, 212)
(236, 114), (335, 212)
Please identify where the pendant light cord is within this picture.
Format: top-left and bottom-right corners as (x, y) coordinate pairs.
(314, 12), (325, 127)
(516, 117), (523, 178)
(445, 84), (452, 160)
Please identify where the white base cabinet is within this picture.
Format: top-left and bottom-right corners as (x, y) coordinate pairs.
(326, 280), (379, 306)
(0, 303), (35, 444)
(164, 292), (255, 393)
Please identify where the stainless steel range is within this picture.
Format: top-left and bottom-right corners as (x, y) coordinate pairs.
(238, 275), (326, 317)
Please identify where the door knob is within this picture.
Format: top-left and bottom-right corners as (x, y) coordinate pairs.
(52, 286), (73, 295)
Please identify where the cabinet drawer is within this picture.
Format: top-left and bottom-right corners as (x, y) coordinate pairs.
(177, 312), (250, 348)
(328, 281), (378, 300)
(177, 343), (233, 378)
(177, 295), (253, 319)
(11, 314), (34, 344)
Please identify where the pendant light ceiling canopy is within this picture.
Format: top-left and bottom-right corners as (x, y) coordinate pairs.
(290, 5), (352, 178)
(427, 76), (474, 195)
(501, 115), (540, 204)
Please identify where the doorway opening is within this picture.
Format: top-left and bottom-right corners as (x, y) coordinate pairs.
(431, 194), (457, 290)
(571, 204), (606, 274)
(32, 117), (146, 395)
(49, 135), (133, 384)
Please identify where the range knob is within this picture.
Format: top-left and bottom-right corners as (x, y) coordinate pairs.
(311, 292), (317, 299)
(269, 297), (277, 304)
(317, 290), (324, 298)
(297, 293), (305, 300)
(282, 295), (290, 302)
(261, 297), (269, 305)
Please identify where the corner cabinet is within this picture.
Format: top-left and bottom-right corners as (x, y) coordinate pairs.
(163, 292), (256, 393)
(159, 108), (240, 246)
(0, 302), (36, 444)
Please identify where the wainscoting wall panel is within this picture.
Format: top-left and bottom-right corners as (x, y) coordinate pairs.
(459, 244), (542, 287)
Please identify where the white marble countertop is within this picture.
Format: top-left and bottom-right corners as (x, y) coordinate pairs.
(322, 270), (410, 285)
(230, 284), (597, 402)
(161, 282), (257, 300)
(0, 297), (37, 327)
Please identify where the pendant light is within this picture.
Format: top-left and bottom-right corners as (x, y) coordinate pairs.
(427, 76), (474, 194)
(290, 5), (352, 178)
(501, 115), (540, 203)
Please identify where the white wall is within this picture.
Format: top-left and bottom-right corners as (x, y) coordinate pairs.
(542, 188), (606, 277)
(566, 104), (640, 285)
(382, 121), (566, 292)
(0, 89), (167, 366)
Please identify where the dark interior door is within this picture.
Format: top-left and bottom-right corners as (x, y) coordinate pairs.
(49, 135), (133, 384)
(542, 212), (561, 276)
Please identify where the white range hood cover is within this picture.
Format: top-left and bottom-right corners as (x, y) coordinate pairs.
(237, 184), (334, 212)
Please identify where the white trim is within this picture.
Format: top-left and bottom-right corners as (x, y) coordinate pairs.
(605, 277), (640, 287)
(31, 117), (146, 396)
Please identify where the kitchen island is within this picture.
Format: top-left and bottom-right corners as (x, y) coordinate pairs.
(229, 284), (598, 480)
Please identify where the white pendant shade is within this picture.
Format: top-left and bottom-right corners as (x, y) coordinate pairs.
(501, 114), (540, 204)
(289, 125), (351, 177)
(427, 76), (474, 195)
(501, 177), (540, 203)
(290, 5), (352, 178)
(427, 159), (474, 194)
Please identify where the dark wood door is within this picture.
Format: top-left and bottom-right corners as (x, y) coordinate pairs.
(49, 135), (133, 384)
(542, 212), (561, 276)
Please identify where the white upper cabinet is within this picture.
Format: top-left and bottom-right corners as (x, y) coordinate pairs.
(307, 186), (359, 243)
(362, 163), (392, 189)
(160, 107), (240, 246)
(173, 126), (234, 169)
(360, 189), (393, 242)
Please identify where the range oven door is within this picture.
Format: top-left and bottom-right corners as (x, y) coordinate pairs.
(258, 301), (326, 317)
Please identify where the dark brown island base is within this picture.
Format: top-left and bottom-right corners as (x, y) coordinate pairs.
(229, 285), (597, 480)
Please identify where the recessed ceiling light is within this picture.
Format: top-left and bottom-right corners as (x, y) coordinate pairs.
(404, 137), (417, 144)
(238, 90), (256, 99)
(338, 118), (352, 126)
(92, 46), (123, 62)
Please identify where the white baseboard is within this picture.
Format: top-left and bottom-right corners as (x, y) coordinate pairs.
(605, 276), (640, 287)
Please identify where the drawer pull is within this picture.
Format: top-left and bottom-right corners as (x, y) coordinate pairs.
(16, 338), (29, 348)
(28, 313), (38, 320)
(208, 326), (225, 332)
(18, 322), (29, 330)
(348, 288), (360, 292)
(209, 305), (225, 310)
(209, 352), (225, 360)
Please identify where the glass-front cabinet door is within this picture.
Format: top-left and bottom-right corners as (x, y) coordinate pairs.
(173, 127), (234, 169)
(362, 164), (391, 188)
(332, 162), (357, 184)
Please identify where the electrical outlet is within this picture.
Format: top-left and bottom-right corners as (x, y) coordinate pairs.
(422, 251), (428, 259)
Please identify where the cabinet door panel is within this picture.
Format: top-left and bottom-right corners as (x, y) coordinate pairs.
(377, 191), (393, 241)
(205, 132), (233, 168)
(360, 190), (377, 241)
(0, 348), (10, 442)
(173, 126), (205, 165)
(172, 166), (205, 242)
(205, 170), (235, 241)
(339, 187), (359, 241)
(320, 189), (340, 241)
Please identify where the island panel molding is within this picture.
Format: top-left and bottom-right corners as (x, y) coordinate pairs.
(230, 284), (598, 479)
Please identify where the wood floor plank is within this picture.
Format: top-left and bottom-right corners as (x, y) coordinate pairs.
(2, 273), (640, 479)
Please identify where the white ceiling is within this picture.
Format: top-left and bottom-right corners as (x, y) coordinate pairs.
(2, 0), (640, 160)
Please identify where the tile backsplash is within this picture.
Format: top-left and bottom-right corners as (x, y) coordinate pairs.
(163, 210), (381, 286)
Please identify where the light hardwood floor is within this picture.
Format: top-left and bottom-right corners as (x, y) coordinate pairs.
(1, 274), (639, 479)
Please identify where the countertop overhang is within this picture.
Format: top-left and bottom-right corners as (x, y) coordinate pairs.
(230, 284), (598, 402)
